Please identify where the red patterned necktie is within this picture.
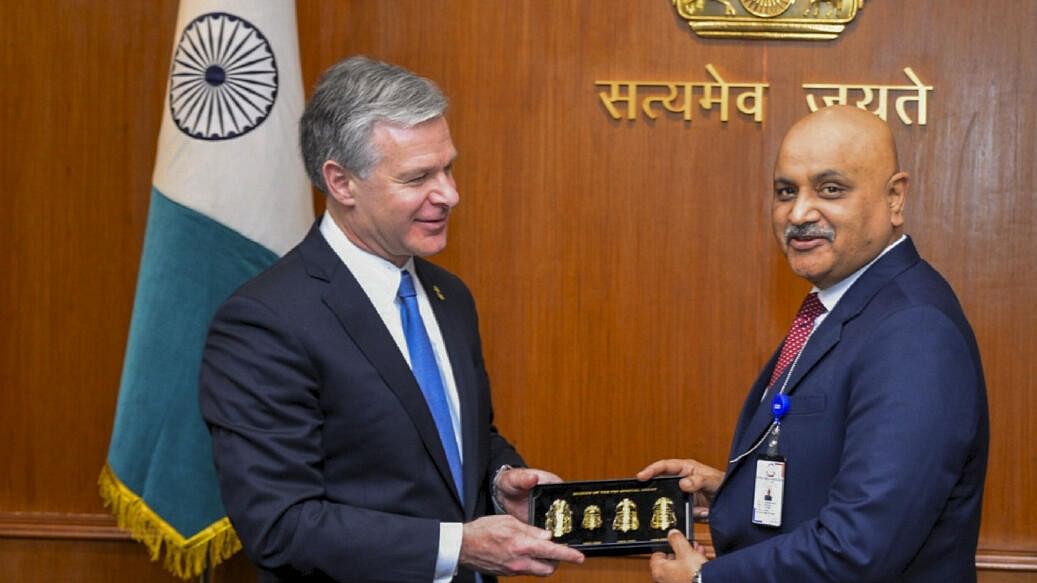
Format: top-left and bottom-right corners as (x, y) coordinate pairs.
(768, 292), (827, 387)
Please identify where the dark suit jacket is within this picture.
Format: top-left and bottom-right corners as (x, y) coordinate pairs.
(199, 222), (524, 582)
(704, 238), (988, 582)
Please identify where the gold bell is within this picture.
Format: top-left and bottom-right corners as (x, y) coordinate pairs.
(650, 496), (677, 531)
(612, 498), (639, 532)
(544, 499), (573, 539)
(582, 504), (603, 530)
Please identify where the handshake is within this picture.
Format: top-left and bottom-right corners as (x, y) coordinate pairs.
(462, 459), (723, 582)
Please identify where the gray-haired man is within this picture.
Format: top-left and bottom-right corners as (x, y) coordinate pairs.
(200, 56), (584, 582)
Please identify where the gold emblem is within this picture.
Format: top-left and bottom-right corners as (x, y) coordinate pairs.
(672, 0), (865, 40)
(742, 0), (794, 18)
(676, 0), (738, 16)
(650, 497), (678, 531)
(582, 505), (603, 530)
(432, 285), (445, 301)
(612, 498), (640, 532)
(544, 499), (573, 538)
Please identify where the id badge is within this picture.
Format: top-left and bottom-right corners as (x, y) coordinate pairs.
(752, 455), (785, 528)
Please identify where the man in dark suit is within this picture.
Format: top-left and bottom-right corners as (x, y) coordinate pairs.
(199, 56), (584, 582)
(640, 105), (989, 582)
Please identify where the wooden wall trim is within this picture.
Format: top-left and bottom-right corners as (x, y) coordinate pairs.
(1, 512), (1034, 571)
(976, 550), (1037, 572)
(0, 512), (130, 541)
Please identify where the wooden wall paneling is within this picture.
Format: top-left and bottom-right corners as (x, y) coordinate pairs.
(1, 0), (179, 514)
(980, 574), (1037, 583)
(0, 0), (206, 580)
(304, 1), (1037, 581)
(0, 538), (180, 583)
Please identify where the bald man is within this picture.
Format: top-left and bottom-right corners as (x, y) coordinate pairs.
(641, 106), (989, 582)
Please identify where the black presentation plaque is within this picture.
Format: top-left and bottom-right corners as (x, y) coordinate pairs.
(528, 476), (691, 556)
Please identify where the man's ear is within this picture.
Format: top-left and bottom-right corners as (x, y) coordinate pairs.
(322, 160), (359, 208)
(887, 170), (909, 227)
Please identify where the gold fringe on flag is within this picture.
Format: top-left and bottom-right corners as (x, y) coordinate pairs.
(98, 464), (242, 579)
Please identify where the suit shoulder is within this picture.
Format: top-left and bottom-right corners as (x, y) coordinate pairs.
(887, 259), (971, 325)
(226, 245), (317, 308)
(863, 259), (980, 361)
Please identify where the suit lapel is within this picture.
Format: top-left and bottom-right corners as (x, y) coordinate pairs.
(416, 260), (480, 518)
(724, 238), (922, 479)
(726, 321), (841, 478)
(299, 227), (463, 509)
(726, 349), (779, 463)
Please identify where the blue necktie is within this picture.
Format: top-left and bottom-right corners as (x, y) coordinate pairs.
(397, 270), (464, 501)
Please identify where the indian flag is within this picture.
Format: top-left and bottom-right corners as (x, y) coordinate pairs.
(99, 0), (313, 578)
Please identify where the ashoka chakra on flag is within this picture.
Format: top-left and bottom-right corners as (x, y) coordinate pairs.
(169, 11), (278, 141)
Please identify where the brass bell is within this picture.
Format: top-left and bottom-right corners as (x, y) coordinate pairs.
(582, 504), (602, 530)
(544, 499), (573, 538)
(650, 496), (677, 531)
(612, 498), (639, 532)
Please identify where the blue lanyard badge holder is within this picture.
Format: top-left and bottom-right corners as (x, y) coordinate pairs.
(752, 394), (789, 528)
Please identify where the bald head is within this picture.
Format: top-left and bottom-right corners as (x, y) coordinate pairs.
(779, 105), (900, 178)
(771, 106), (909, 289)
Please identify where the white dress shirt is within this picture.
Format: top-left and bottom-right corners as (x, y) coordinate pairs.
(814, 234), (907, 326)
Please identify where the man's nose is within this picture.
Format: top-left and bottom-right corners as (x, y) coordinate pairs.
(431, 173), (459, 208)
(788, 192), (820, 225)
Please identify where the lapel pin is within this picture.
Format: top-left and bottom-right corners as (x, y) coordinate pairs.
(432, 285), (445, 301)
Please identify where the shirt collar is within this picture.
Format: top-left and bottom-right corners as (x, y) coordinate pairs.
(318, 210), (415, 299)
(815, 234), (907, 312)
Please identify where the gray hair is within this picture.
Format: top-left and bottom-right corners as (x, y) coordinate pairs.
(300, 55), (448, 192)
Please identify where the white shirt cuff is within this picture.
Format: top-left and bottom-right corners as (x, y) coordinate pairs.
(434, 521), (463, 582)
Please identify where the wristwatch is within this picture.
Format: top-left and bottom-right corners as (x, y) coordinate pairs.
(491, 464), (513, 513)
(692, 569), (703, 583)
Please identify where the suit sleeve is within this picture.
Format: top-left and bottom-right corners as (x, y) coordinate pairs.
(199, 294), (440, 582)
(703, 305), (984, 582)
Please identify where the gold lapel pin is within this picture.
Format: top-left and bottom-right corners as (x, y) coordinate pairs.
(432, 285), (445, 301)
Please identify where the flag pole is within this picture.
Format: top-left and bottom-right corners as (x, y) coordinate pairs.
(198, 555), (212, 583)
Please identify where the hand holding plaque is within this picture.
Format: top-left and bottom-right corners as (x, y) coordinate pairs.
(460, 514), (585, 576)
(637, 458), (725, 523)
(494, 466), (565, 522)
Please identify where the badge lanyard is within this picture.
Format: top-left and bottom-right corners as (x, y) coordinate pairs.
(734, 326), (818, 528)
(728, 325), (817, 466)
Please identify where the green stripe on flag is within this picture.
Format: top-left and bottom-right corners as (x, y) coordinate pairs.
(102, 187), (279, 577)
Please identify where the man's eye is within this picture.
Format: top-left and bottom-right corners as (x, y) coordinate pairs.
(407, 173), (428, 184)
(775, 187), (796, 200)
(820, 184), (845, 196)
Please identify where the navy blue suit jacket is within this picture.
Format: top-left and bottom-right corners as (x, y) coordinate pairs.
(199, 222), (523, 582)
(704, 238), (988, 582)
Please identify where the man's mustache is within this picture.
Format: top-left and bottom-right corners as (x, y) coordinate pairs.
(784, 223), (835, 242)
